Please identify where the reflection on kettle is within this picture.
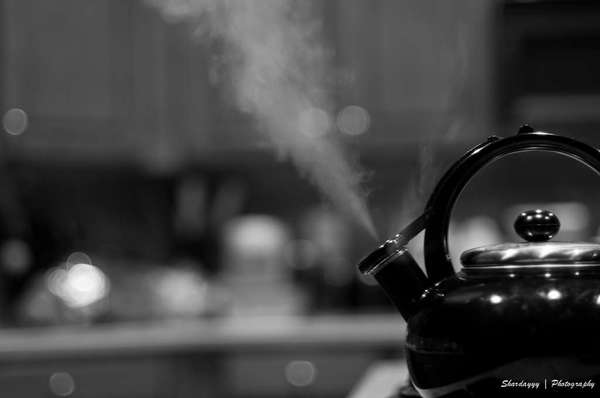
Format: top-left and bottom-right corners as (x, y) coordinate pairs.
(359, 127), (600, 397)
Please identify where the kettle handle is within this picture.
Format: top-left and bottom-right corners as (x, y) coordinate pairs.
(421, 129), (600, 283)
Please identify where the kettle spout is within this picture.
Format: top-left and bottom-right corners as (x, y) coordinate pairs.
(359, 235), (430, 320)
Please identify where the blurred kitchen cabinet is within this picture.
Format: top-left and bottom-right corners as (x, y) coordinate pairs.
(159, 21), (265, 160)
(0, 0), (501, 172)
(0, 0), (498, 164)
(331, 0), (494, 146)
(0, 0), (264, 167)
(162, 0), (497, 155)
(495, 1), (600, 140)
(164, 0), (498, 155)
(0, 0), (178, 166)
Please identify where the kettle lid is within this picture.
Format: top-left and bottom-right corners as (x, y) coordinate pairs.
(461, 209), (600, 268)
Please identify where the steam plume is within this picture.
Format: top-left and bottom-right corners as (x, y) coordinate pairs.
(145, 0), (376, 237)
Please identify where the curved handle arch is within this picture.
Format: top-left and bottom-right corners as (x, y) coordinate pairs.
(422, 131), (600, 283)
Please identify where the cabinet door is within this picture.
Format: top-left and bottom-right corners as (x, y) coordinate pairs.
(1, 0), (169, 163)
(333, 0), (493, 146)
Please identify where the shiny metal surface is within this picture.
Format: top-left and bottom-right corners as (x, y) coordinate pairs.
(461, 242), (600, 267)
(514, 209), (560, 242)
(463, 209), (600, 267)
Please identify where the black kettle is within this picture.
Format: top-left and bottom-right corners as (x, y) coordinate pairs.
(359, 127), (600, 397)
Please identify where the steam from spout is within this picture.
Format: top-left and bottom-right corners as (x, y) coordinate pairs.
(145, 0), (376, 237)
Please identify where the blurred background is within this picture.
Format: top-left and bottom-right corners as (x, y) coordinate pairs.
(0, 0), (600, 397)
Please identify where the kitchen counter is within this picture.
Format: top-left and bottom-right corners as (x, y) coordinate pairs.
(0, 314), (405, 360)
(0, 315), (406, 397)
(348, 361), (409, 398)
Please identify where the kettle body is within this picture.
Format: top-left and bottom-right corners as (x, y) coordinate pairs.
(359, 128), (600, 397)
(408, 266), (600, 397)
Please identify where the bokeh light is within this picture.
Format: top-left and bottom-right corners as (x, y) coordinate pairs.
(66, 252), (93, 268)
(49, 372), (75, 397)
(285, 360), (317, 387)
(547, 289), (562, 300)
(299, 107), (332, 137)
(3, 108), (28, 135)
(336, 105), (370, 136)
(47, 254), (109, 309)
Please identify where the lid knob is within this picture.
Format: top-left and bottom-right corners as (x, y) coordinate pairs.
(514, 209), (560, 242)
